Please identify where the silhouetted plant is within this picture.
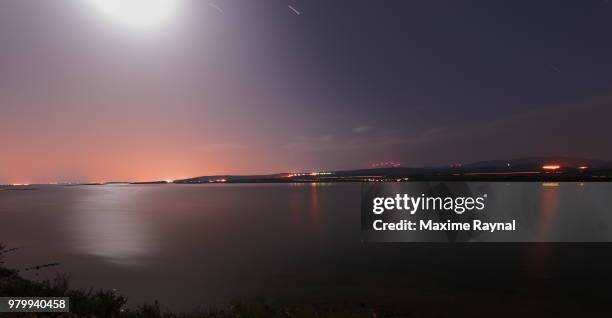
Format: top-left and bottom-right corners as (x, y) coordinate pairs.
(1, 242), (381, 317)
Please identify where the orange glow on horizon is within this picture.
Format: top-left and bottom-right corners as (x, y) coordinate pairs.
(542, 164), (561, 170)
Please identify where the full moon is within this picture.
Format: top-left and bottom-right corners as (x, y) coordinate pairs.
(89, 0), (179, 28)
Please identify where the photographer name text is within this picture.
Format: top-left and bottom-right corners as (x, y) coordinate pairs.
(371, 194), (516, 232)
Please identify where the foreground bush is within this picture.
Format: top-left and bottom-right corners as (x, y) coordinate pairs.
(1, 243), (379, 317)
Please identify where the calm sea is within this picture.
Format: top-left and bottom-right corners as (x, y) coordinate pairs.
(1, 183), (612, 310)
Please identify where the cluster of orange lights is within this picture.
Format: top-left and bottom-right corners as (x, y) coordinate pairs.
(541, 164), (589, 171)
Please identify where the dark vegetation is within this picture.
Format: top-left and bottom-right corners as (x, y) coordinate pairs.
(2, 242), (611, 317)
(1, 243), (380, 317)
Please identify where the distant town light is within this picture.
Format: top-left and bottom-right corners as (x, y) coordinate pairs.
(209, 178), (227, 183)
(542, 165), (561, 170)
(579, 166), (589, 170)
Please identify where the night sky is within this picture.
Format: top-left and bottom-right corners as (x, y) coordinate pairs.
(1, 0), (612, 183)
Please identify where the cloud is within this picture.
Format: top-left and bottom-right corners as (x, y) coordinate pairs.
(320, 134), (334, 142)
(283, 95), (612, 169)
(391, 95), (612, 165)
(353, 126), (372, 133)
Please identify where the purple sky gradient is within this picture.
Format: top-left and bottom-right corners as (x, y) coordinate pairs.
(1, 0), (612, 183)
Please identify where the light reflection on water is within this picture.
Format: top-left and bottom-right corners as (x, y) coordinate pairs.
(69, 186), (156, 266)
(529, 183), (560, 274)
(537, 183), (560, 241)
(309, 183), (320, 226)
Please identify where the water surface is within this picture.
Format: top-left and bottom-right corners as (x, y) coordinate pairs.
(1, 183), (612, 310)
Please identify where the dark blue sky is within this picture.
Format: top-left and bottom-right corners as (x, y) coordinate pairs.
(254, 0), (612, 167)
(282, 0), (612, 118)
(1, 0), (611, 182)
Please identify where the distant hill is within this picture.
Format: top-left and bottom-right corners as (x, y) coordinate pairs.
(173, 157), (612, 183)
